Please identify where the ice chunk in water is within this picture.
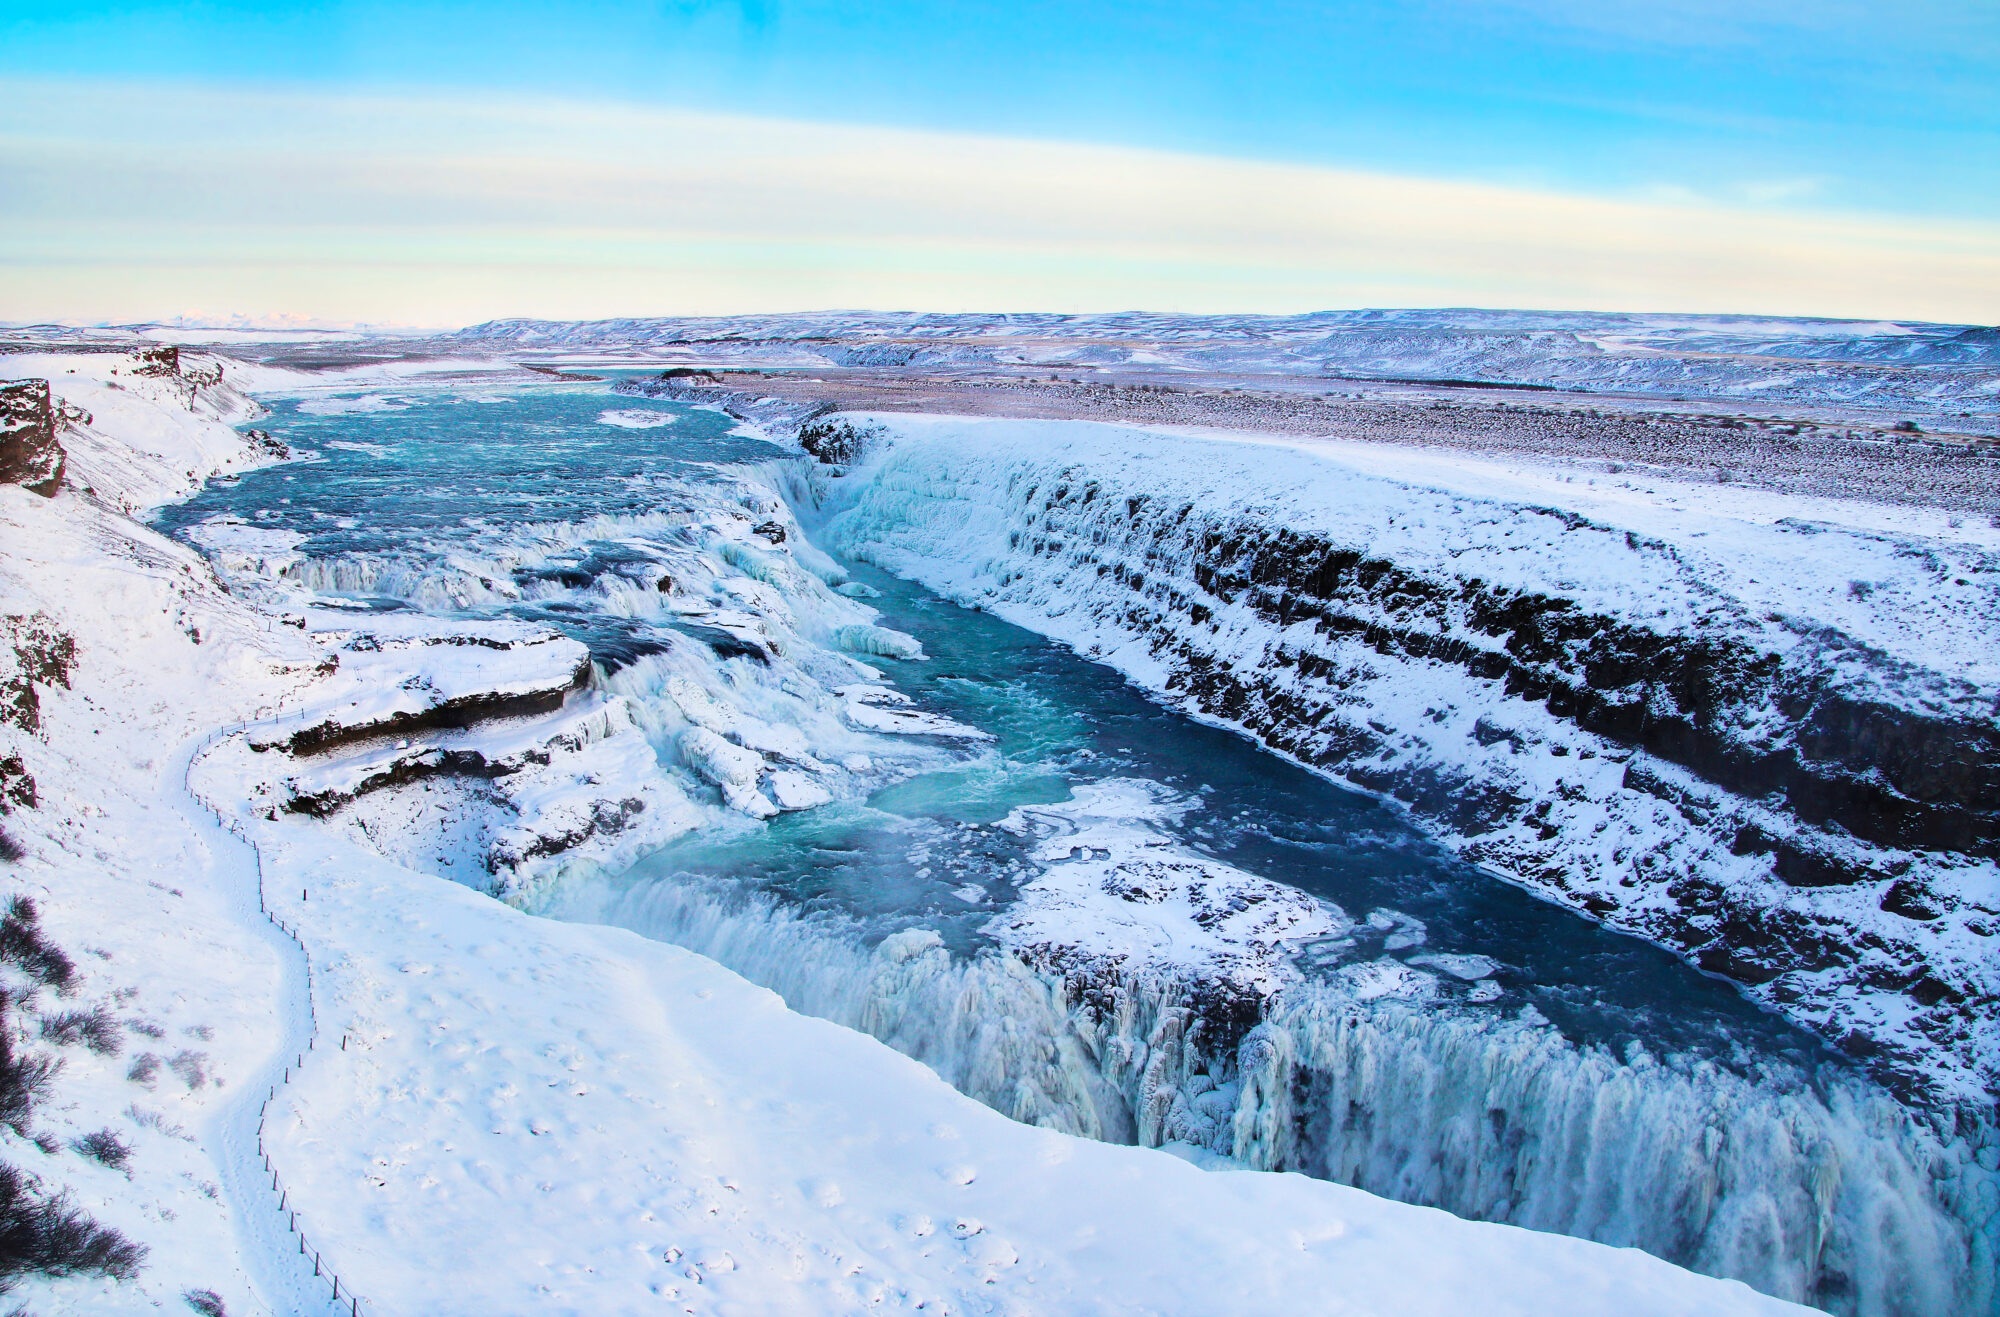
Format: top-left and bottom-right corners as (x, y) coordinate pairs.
(680, 727), (761, 789)
(1412, 953), (1501, 981)
(835, 624), (926, 660)
(767, 770), (833, 812)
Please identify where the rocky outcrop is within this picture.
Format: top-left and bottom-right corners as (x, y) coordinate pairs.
(279, 666), (585, 756)
(799, 416), (886, 465)
(2, 614), (75, 731)
(0, 380), (65, 496)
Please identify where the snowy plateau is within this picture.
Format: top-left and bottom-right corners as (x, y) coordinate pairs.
(0, 314), (1993, 1317)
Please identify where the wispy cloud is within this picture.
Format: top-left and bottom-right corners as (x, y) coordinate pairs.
(2, 80), (1994, 325)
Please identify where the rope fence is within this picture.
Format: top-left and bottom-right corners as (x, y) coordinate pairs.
(186, 711), (372, 1317)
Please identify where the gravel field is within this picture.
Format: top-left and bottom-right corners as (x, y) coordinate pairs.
(690, 367), (2000, 515)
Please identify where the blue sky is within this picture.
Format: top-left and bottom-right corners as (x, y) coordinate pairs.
(2, 1), (1995, 324)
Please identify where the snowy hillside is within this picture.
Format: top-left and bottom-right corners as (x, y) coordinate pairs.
(0, 354), (1838, 1313)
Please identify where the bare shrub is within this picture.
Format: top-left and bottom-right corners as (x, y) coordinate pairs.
(70, 1129), (131, 1172)
(184, 1290), (226, 1316)
(125, 1054), (160, 1085)
(166, 1052), (208, 1091)
(0, 832), (21, 865)
(0, 899), (73, 992)
(0, 995), (58, 1138)
(123, 1105), (188, 1142)
(0, 1161), (146, 1290)
(40, 1005), (122, 1056)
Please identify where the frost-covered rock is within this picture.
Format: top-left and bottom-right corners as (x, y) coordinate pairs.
(834, 622), (926, 659)
(680, 725), (763, 789)
(991, 780), (1342, 1015)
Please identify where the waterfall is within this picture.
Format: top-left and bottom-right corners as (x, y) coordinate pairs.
(553, 868), (1998, 1317)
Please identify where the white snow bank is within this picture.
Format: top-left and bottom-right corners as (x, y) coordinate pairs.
(828, 413), (1999, 687)
(0, 351), (283, 513)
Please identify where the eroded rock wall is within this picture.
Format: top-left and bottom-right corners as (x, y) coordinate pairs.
(0, 379), (65, 496)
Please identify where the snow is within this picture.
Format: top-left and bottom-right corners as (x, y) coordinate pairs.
(0, 350), (1821, 1315)
(0, 351), (284, 513)
(597, 407), (678, 429)
(990, 780), (1343, 999)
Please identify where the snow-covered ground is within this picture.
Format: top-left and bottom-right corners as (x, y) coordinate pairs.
(0, 355), (1839, 1311)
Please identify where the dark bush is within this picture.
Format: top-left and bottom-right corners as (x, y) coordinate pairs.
(70, 1130), (130, 1172)
(0, 1161), (145, 1291)
(184, 1289), (226, 1316)
(167, 1052), (208, 1091)
(125, 1054), (160, 1085)
(0, 899), (73, 992)
(0, 995), (58, 1138)
(39, 1006), (121, 1057)
(0, 832), (21, 864)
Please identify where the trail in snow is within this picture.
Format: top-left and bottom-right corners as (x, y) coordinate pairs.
(183, 721), (359, 1316)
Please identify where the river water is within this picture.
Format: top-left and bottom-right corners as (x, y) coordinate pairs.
(164, 376), (1997, 1317)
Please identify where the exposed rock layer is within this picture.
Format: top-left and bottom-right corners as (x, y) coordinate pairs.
(0, 380), (65, 496)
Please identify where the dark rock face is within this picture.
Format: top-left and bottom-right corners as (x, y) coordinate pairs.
(0, 614), (72, 818)
(0, 753), (33, 813)
(281, 657), (590, 757)
(284, 746), (514, 817)
(132, 345), (179, 377)
(0, 381), (65, 496)
(798, 417), (884, 466)
(2, 615), (76, 737)
(1196, 526), (1999, 862)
